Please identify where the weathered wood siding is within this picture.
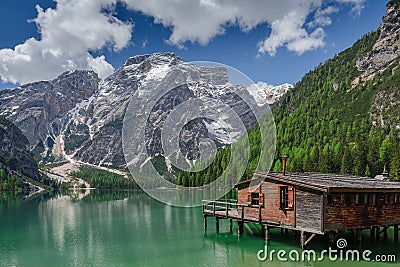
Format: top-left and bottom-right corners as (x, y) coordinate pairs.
(324, 193), (400, 231)
(237, 186), (251, 205)
(237, 181), (296, 226)
(260, 181), (296, 227)
(237, 184), (261, 220)
(296, 188), (323, 233)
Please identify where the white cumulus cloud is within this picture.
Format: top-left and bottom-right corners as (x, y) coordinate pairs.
(124, 0), (365, 55)
(0, 0), (132, 84)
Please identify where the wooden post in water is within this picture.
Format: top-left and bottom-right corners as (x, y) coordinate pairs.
(216, 218), (220, 232)
(370, 227), (375, 241)
(264, 225), (269, 244)
(238, 221), (243, 236)
(328, 232), (335, 244)
(300, 231), (306, 250)
(356, 229), (362, 242)
(292, 230), (297, 238)
(212, 202), (216, 216)
(350, 229), (355, 240)
(204, 215), (207, 231)
(376, 227), (380, 241)
(394, 225), (399, 242)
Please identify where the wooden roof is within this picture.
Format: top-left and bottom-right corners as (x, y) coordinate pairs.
(252, 171), (400, 193)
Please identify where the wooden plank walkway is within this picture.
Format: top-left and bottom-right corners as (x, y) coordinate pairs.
(202, 200), (276, 225)
(202, 199), (241, 218)
(203, 208), (239, 218)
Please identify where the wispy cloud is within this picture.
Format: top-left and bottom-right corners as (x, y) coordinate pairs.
(142, 39), (148, 49)
(337, 0), (365, 15)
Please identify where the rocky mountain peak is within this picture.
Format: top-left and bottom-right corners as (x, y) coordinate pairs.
(121, 52), (183, 69)
(355, 0), (400, 83)
(381, 0), (400, 38)
(56, 69), (98, 80)
(102, 52), (183, 93)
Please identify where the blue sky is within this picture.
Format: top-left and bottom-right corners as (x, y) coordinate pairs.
(0, 0), (386, 89)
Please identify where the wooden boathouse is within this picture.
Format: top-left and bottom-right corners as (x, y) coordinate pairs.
(202, 159), (400, 249)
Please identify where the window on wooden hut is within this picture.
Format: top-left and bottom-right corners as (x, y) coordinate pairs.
(327, 194), (334, 205)
(364, 194), (369, 204)
(372, 194), (377, 204)
(279, 186), (294, 210)
(280, 186), (288, 209)
(395, 193), (399, 204)
(355, 194), (360, 205)
(251, 193), (259, 206)
(340, 194), (345, 205)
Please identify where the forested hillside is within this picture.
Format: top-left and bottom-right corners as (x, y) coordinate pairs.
(177, 12), (400, 186)
(271, 30), (399, 180)
(71, 166), (138, 189)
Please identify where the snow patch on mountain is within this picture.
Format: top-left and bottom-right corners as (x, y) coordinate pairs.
(247, 82), (293, 106)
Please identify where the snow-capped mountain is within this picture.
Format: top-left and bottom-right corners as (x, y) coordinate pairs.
(0, 53), (271, 168)
(247, 82), (293, 106)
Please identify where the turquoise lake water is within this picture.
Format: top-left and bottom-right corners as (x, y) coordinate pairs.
(0, 190), (399, 266)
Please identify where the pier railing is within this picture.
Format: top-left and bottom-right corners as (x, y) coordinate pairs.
(202, 199), (247, 220)
(203, 199), (266, 222)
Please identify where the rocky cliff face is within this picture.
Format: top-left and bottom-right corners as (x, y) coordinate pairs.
(356, 1), (400, 81)
(0, 117), (40, 181)
(353, 1), (400, 129)
(0, 53), (265, 168)
(0, 70), (100, 155)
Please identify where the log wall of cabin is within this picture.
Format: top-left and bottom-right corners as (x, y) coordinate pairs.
(324, 192), (400, 231)
(295, 188), (323, 233)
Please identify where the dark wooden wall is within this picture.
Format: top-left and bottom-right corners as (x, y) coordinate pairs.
(324, 193), (400, 231)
